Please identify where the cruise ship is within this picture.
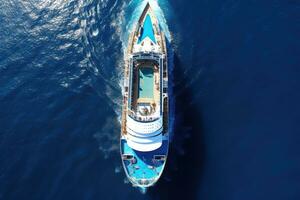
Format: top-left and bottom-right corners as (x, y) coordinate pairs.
(120, 3), (169, 188)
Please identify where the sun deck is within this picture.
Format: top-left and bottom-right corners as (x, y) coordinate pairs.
(130, 60), (160, 119)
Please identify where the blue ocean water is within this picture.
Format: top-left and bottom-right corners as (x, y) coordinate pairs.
(0, 0), (299, 199)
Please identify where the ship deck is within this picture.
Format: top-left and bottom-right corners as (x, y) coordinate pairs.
(121, 139), (168, 185)
(131, 61), (160, 117)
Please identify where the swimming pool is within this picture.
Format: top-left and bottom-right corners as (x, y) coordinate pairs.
(138, 67), (154, 99)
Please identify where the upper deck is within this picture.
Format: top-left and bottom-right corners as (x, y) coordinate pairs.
(125, 4), (165, 123)
(129, 58), (161, 122)
(121, 2), (168, 137)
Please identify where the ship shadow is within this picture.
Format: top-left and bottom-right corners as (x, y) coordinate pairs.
(148, 52), (205, 199)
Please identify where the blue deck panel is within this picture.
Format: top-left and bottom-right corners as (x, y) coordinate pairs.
(138, 14), (156, 44)
(121, 140), (168, 181)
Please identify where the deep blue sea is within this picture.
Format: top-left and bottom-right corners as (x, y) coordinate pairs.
(0, 0), (300, 199)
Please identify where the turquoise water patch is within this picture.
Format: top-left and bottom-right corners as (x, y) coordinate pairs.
(139, 67), (154, 99)
(138, 14), (156, 44)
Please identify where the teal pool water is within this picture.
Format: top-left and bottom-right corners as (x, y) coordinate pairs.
(138, 67), (154, 99)
(138, 14), (156, 44)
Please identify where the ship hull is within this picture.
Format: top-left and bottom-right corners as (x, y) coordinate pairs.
(120, 3), (169, 188)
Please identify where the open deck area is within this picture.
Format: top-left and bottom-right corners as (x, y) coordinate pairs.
(121, 139), (167, 185)
(131, 60), (160, 119)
